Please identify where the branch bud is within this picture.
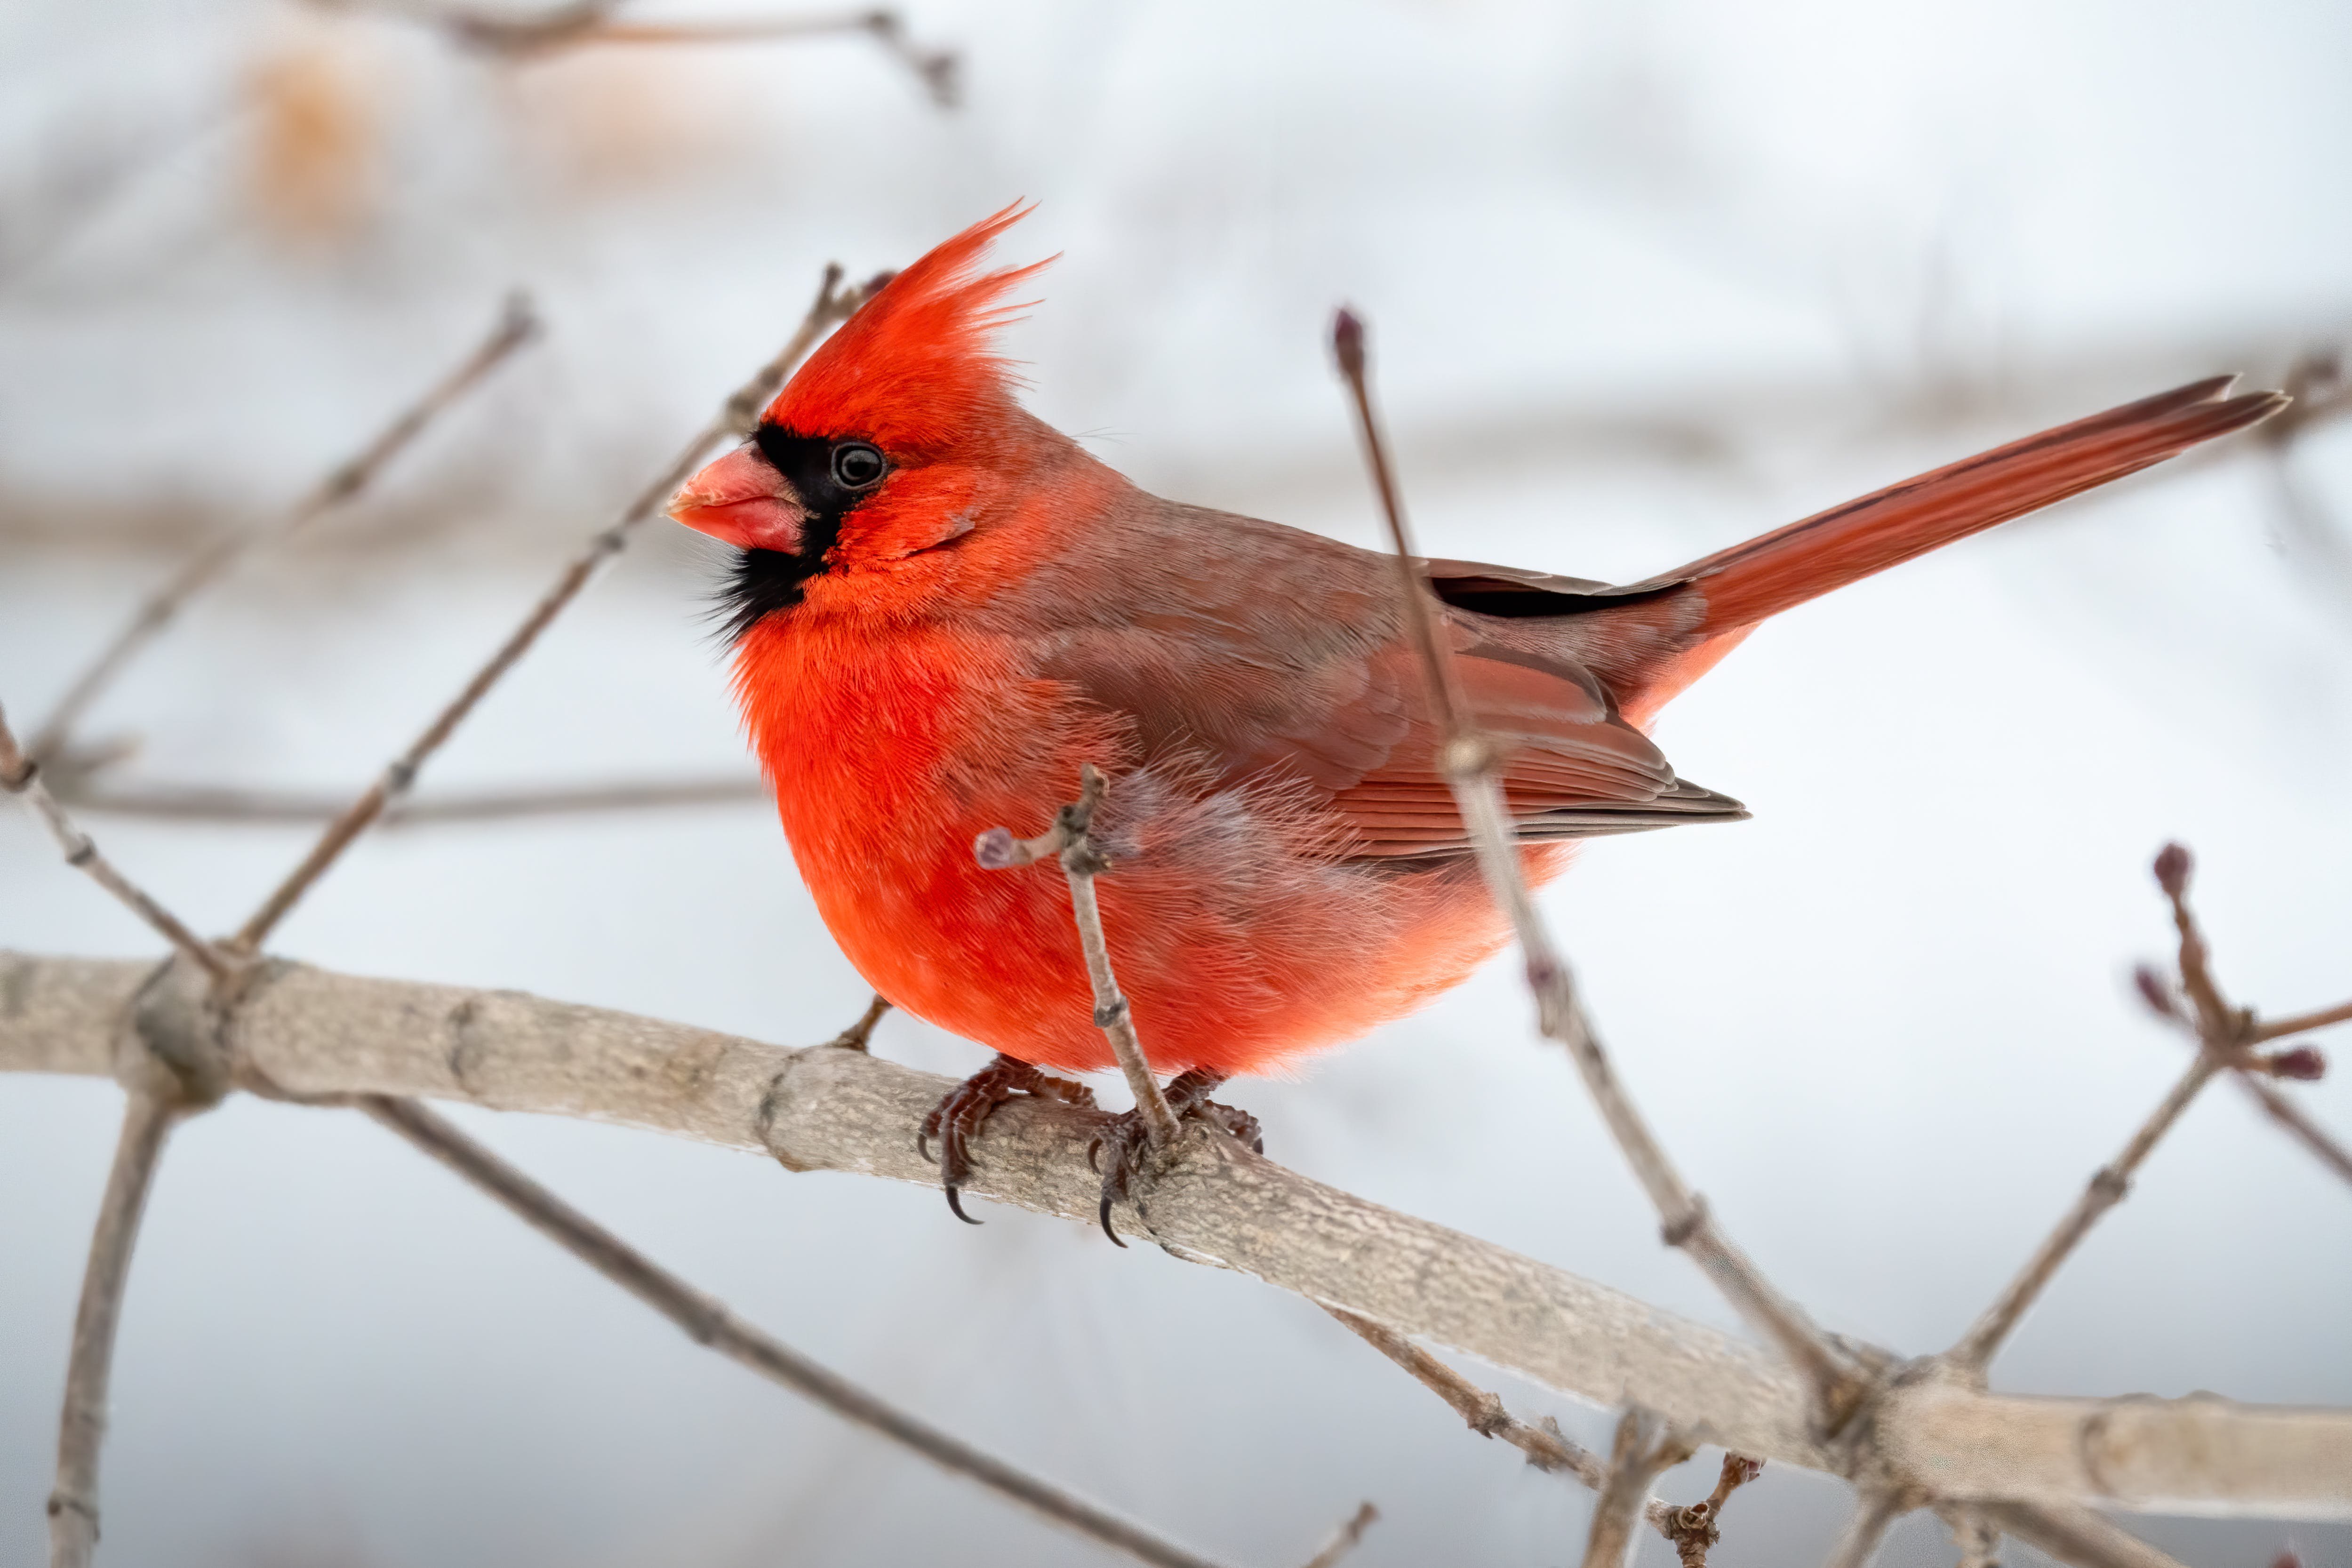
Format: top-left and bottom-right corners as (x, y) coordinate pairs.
(1331, 307), (1366, 380)
(2152, 841), (2192, 897)
(2132, 964), (2180, 1020)
(2260, 1046), (2327, 1081)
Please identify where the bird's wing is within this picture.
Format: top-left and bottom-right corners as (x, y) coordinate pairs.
(1018, 512), (1743, 862)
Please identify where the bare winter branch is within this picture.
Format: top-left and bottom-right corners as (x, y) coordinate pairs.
(363, 1095), (1235, 1568)
(1661, 1453), (1765, 1568)
(2229, 1072), (2352, 1188)
(24, 294), (540, 766)
(827, 993), (890, 1052)
(976, 764), (1179, 1149)
(1329, 306), (1864, 1427)
(47, 1091), (184, 1568)
(1295, 1501), (1378, 1568)
(227, 263), (880, 954)
(54, 775), (768, 827)
(1581, 1406), (1696, 1568)
(11, 950), (2345, 1517)
(0, 701), (231, 982)
(1322, 1305), (1611, 1489)
(1950, 843), (2252, 1371)
(2253, 999), (2352, 1044)
(328, 0), (960, 108)
(1819, 1490), (1908, 1568)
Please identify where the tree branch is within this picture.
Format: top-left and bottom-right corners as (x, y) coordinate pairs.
(56, 775), (768, 827)
(1818, 1490), (1907, 1568)
(1294, 1501), (1377, 1568)
(362, 1094), (1236, 1568)
(1580, 1407), (1695, 1568)
(1322, 1305), (1611, 1489)
(976, 764), (1179, 1146)
(2253, 999), (2352, 1044)
(226, 263), (879, 954)
(323, 0), (960, 108)
(24, 294), (540, 768)
(47, 1091), (184, 1568)
(1329, 307), (1864, 1428)
(2228, 1071), (2352, 1188)
(8, 950), (2345, 1517)
(1661, 1453), (1764, 1568)
(0, 701), (232, 982)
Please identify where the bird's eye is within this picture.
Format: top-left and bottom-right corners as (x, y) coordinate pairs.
(830, 441), (887, 490)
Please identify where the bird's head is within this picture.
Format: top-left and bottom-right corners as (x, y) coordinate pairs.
(668, 201), (1058, 633)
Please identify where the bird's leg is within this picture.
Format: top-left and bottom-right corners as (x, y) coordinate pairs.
(1088, 1068), (1264, 1247)
(919, 1053), (1096, 1224)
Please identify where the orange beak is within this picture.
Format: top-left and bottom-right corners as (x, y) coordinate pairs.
(667, 445), (811, 553)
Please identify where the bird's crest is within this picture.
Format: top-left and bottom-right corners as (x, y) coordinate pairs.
(765, 201), (1050, 457)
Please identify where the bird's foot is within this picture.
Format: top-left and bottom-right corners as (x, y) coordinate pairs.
(1087, 1068), (1264, 1247)
(919, 1053), (1096, 1224)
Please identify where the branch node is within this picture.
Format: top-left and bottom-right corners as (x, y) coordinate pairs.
(1660, 1198), (1708, 1249)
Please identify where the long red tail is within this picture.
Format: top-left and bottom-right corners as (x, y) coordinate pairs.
(1665, 375), (2287, 634)
(1598, 376), (2286, 724)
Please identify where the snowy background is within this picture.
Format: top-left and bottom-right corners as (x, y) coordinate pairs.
(2, 1), (2349, 1564)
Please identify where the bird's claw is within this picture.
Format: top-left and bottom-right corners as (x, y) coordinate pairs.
(919, 1053), (1096, 1222)
(1088, 1068), (1264, 1247)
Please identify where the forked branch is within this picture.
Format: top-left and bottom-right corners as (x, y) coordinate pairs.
(1580, 1407), (1696, 1568)
(8, 949), (2352, 1520)
(0, 701), (231, 982)
(1330, 307), (1863, 1426)
(364, 1095), (1238, 1568)
(976, 764), (1181, 1148)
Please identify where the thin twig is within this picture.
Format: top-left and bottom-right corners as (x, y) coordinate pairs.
(340, 0), (960, 108)
(1329, 307), (1864, 1427)
(1322, 1305), (1612, 1490)
(1819, 1491), (1908, 1568)
(1296, 1501), (1379, 1568)
(1949, 845), (2240, 1372)
(48, 1091), (184, 1568)
(1663, 1453), (1767, 1568)
(361, 1094), (1236, 1568)
(976, 764), (1180, 1148)
(1332, 1307), (1765, 1565)
(1581, 1406), (1696, 1568)
(59, 775), (767, 826)
(2230, 1073), (2352, 1188)
(25, 295), (540, 766)
(227, 264), (879, 954)
(828, 994), (890, 1052)
(2253, 999), (2352, 1043)
(0, 701), (231, 981)
(565, 11), (959, 107)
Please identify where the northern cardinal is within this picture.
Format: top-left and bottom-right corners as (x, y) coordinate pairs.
(669, 203), (2285, 1222)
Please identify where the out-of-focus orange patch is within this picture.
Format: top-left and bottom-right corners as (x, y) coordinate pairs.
(246, 27), (382, 245)
(505, 48), (753, 196)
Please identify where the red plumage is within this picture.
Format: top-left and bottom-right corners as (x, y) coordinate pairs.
(671, 208), (2286, 1086)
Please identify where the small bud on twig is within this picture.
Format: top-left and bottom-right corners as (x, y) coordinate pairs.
(2260, 1047), (2328, 1082)
(2152, 842), (2193, 897)
(2132, 964), (2181, 1021)
(1331, 307), (1366, 380)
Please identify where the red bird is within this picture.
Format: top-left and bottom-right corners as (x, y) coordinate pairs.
(669, 204), (2284, 1223)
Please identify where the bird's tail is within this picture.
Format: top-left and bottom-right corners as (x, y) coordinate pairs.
(1606, 376), (2286, 723)
(1668, 375), (2285, 632)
